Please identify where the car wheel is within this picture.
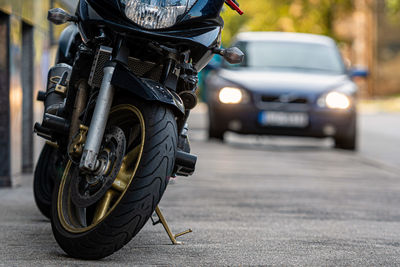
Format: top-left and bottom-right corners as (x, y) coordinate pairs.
(208, 125), (225, 141)
(207, 107), (225, 141)
(334, 121), (357, 151)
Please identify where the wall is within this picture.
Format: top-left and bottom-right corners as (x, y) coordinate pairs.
(0, 0), (77, 187)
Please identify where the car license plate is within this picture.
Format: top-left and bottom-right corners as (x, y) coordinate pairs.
(258, 111), (309, 128)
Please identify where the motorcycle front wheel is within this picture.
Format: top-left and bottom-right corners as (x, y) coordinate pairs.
(51, 98), (177, 259)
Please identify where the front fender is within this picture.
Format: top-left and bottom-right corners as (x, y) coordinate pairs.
(56, 24), (79, 64)
(111, 63), (185, 115)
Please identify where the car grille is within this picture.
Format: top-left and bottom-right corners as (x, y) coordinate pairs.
(260, 95), (308, 104)
(256, 93), (309, 111)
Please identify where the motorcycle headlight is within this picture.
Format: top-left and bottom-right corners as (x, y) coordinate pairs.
(123, 0), (197, 29)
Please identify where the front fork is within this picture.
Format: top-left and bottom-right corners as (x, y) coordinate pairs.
(80, 61), (197, 176)
(80, 64), (115, 171)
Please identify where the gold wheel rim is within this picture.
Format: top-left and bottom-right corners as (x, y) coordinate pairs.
(57, 104), (146, 233)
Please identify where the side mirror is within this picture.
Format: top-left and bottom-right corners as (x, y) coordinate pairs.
(349, 67), (369, 78)
(213, 47), (244, 64)
(48, 8), (77, 25)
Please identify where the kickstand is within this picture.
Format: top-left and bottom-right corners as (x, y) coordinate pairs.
(152, 206), (192, 245)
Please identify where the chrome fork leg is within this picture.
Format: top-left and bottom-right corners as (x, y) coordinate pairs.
(80, 65), (115, 171)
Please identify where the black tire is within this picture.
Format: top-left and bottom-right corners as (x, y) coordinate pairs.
(208, 110), (225, 141)
(33, 144), (59, 219)
(208, 125), (225, 141)
(334, 121), (357, 151)
(334, 134), (356, 150)
(51, 99), (177, 260)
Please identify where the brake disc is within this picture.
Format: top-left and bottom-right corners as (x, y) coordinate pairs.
(71, 126), (126, 208)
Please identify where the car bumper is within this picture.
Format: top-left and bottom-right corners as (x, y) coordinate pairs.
(209, 103), (356, 138)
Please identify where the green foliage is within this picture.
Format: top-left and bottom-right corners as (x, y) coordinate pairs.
(221, 0), (353, 45)
(386, 0), (400, 22)
(386, 0), (400, 13)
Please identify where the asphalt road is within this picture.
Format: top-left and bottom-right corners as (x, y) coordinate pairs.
(0, 110), (400, 266)
(359, 112), (400, 168)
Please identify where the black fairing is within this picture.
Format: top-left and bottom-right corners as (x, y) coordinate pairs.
(111, 63), (185, 115)
(56, 24), (80, 65)
(76, 0), (223, 70)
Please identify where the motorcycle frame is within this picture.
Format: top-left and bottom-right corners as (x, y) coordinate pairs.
(52, 0), (225, 170)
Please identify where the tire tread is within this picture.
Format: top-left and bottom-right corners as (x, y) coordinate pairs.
(51, 100), (177, 260)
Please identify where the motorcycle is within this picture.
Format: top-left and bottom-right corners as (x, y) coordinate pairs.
(33, 0), (244, 260)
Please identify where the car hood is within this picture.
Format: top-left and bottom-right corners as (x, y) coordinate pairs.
(218, 69), (351, 95)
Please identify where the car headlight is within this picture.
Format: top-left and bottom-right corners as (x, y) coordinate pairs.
(318, 91), (351, 109)
(219, 87), (249, 104)
(123, 0), (197, 29)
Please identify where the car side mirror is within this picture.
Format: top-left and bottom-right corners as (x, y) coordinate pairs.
(349, 67), (369, 78)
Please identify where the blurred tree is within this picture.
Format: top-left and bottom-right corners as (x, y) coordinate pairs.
(386, 0), (400, 13)
(386, 0), (400, 22)
(221, 0), (353, 45)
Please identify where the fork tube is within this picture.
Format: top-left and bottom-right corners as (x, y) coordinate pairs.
(68, 80), (88, 141)
(79, 63), (115, 171)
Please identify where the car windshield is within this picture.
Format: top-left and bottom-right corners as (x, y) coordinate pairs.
(228, 40), (346, 74)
